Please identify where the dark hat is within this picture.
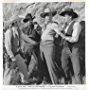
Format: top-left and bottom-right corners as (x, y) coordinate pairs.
(23, 13), (35, 23)
(40, 8), (57, 18)
(59, 8), (78, 19)
(33, 22), (38, 25)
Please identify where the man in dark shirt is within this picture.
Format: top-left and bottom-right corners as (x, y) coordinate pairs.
(20, 13), (42, 82)
(59, 8), (84, 84)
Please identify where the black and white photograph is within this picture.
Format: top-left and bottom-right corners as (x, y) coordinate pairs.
(3, 2), (85, 85)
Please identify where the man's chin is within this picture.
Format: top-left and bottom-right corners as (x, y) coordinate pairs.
(45, 21), (49, 24)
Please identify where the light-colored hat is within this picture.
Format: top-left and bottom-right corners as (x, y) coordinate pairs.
(40, 8), (57, 18)
(4, 15), (21, 29)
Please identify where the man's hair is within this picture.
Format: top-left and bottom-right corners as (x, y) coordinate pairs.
(68, 14), (78, 20)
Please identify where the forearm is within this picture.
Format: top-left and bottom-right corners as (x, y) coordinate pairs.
(5, 43), (14, 60)
(5, 41), (16, 61)
(5, 30), (16, 61)
(59, 32), (77, 43)
(58, 32), (69, 40)
(21, 33), (36, 44)
(5, 46), (16, 61)
(59, 22), (81, 43)
(7, 50), (14, 58)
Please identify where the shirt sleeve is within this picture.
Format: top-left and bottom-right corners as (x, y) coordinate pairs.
(5, 29), (14, 58)
(21, 32), (37, 45)
(70, 22), (82, 42)
(52, 23), (61, 34)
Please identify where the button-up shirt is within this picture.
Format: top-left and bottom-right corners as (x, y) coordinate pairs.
(5, 29), (15, 59)
(41, 22), (61, 41)
(64, 20), (82, 43)
(5, 27), (37, 59)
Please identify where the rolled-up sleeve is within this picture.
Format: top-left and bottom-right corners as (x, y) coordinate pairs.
(21, 32), (37, 45)
(52, 23), (61, 34)
(5, 29), (14, 58)
(70, 22), (82, 42)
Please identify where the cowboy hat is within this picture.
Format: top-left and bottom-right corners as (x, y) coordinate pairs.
(40, 8), (57, 18)
(23, 13), (35, 23)
(59, 8), (78, 19)
(3, 15), (21, 29)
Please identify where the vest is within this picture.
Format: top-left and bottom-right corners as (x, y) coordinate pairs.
(29, 25), (41, 42)
(61, 20), (85, 51)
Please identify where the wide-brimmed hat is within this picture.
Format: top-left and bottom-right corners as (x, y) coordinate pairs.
(23, 13), (35, 23)
(3, 15), (21, 29)
(59, 8), (78, 19)
(40, 8), (57, 18)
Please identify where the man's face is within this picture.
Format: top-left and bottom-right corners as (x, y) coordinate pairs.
(45, 16), (50, 24)
(12, 26), (18, 32)
(24, 21), (31, 28)
(64, 14), (72, 23)
(34, 24), (38, 29)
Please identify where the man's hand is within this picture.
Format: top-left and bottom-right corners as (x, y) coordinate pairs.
(30, 40), (38, 45)
(12, 57), (16, 62)
(10, 60), (18, 69)
(21, 32), (38, 45)
(59, 31), (66, 39)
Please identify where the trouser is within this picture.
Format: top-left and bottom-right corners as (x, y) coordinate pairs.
(15, 54), (29, 80)
(28, 45), (43, 79)
(61, 46), (81, 84)
(4, 54), (29, 85)
(40, 41), (59, 84)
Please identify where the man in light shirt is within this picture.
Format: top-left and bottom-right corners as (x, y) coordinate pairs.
(4, 19), (37, 84)
(40, 8), (63, 84)
(59, 8), (83, 84)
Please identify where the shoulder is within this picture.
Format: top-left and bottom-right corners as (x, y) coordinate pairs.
(73, 21), (81, 28)
(5, 28), (12, 37)
(51, 22), (58, 28)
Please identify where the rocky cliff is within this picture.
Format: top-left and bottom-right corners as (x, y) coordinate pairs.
(3, 2), (85, 28)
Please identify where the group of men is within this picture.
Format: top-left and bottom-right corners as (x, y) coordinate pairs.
(4, 7), (85, 85)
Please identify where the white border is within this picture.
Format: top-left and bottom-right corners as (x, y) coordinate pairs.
(0, 2), (3, 90)
(86, 1), (90, 90)
(0, 0), (89, 90)
(1, 0), (86, 3)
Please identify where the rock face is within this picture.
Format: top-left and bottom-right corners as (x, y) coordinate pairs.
(3, 2), (85, 85)
(3, 2), (85, 28)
